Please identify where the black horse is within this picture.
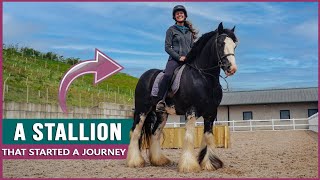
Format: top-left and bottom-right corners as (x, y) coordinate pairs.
(126, 22), (238, 172)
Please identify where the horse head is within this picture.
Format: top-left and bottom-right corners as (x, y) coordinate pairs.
(216, 22), (238, 77)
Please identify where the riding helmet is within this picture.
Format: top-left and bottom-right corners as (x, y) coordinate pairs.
(172, 5), (188, 20)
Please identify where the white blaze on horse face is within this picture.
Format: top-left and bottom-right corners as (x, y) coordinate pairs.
(224, 37), (237, 76)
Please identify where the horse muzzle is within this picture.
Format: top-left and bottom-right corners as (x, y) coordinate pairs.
(224, 65), (237, 77)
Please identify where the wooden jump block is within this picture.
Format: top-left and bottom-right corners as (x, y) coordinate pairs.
(214, 125), (230, 148)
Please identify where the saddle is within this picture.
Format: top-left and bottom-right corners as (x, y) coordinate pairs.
(151, 64), (186, 98)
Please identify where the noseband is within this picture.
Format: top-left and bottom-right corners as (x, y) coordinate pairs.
(215, 34), (235, 68)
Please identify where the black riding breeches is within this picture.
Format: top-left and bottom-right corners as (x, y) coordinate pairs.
(158, 60), (181, 99)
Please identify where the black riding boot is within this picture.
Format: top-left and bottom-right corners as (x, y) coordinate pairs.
(155, 74), (171, 112)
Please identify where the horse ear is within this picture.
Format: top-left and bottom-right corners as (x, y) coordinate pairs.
(218, 22), (223, 34)
(231, 26), (236, 32)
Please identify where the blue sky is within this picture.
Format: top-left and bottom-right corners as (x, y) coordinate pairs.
(3, 2), (318, 90)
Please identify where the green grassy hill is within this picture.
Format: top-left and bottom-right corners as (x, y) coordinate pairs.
(3, 45), (138, 107)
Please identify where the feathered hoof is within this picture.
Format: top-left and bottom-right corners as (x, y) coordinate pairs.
(198, 146), (223, 171)
(126, 147), (145, 168)
(178, 160), (201, 173)
(150, 154), (171, 166)
(178, 152), (201, 173)
(201, 153), (223, 170)
(126, 155), (145, 168)
(201, 159), (217, 171)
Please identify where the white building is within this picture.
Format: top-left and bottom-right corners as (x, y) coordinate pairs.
(167, 87), (318, 126)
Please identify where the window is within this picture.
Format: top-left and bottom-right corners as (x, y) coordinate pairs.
(280, 110), (290, 119)
(308, 109), (318, 117)
(243, 111), (253, 120)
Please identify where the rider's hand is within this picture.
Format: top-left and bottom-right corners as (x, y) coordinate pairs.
(179, 56), (186, 62)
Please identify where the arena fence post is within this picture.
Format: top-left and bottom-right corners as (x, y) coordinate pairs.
(272, 119), (275, 130)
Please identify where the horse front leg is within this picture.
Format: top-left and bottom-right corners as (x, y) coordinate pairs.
(149, 112), (171, 166)
(198, 114), (223, 170)
(126, 112), (146, 167)
(178, 107), (201, 172)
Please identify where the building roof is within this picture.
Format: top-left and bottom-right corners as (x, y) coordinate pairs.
(220, 87), (318, 106)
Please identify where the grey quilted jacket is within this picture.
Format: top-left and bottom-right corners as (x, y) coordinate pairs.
(165, 25), (194, 62)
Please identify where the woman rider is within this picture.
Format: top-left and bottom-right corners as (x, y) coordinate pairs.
(156, 5), (198, 112)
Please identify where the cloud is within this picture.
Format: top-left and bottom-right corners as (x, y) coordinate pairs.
(70, 3), (120, 18)
(106, 48), (164, 56)
(267, 57), (300, 67)
(52, 45), (164, 56)
(118, 58), (164, 66)
(292, 20), (318, 39)
(3, 13), (43, 42)
(228, 68), (317, 91)
(3, 2), (317, 90)
(3, 13), (10, 25)
(119, 58), (167, 78)
(128, 28), (163, 42)
(142, 2), (287, 25)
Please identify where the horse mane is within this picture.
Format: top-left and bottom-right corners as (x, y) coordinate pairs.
(185, 27), (238, 63)
(186, 30), (217, 63)
(223, 29), (238, 43)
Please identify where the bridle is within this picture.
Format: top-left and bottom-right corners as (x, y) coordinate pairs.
(213, 33), (235, 71)
(186, 33), (236, 90)
(187, 33), (235, 72)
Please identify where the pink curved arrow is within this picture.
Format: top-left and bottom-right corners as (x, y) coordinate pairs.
(58, 49), (124, 113)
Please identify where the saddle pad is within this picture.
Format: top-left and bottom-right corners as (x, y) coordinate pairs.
(151, 72), (164, 97)
(151, 64), (186, 97)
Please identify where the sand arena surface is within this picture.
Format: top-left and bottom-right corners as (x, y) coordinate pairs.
(3, 130), (318, 178)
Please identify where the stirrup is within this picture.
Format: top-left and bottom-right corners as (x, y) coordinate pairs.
(156, 100), (166, 112)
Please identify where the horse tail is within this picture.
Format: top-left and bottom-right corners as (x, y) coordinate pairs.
(139, 111), (157, 149)
(131, 68), (162, 150)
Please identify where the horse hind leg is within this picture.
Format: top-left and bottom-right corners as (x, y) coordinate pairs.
(126, 112), (147, 168)
(178, 107), (201, 172)
(198, 116), (223, 170)
(149, 112), (171, 166)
